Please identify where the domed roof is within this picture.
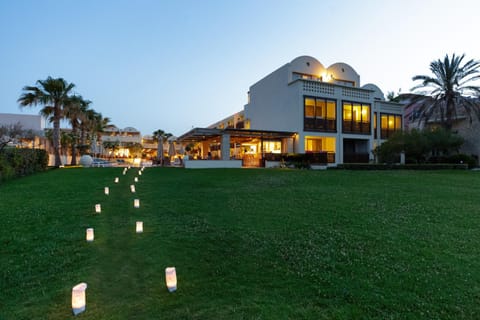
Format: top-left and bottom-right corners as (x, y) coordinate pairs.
(289, 56), (326, 78)
(362, 83), (385, 100)
(123, 127), (139, 132)
(326, 62), (360, 87)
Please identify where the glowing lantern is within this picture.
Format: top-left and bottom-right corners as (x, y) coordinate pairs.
(138, 171), (142, 176)
(130, 185), (136, 193)
(86, 228), (94, 242)
(165, 267), (177, 292)
(134, 177), (138, 183)
(72, 282), (88, 315)
(114, 177), (119, 183)
(104, 187), (109, 195)
(134, 199), (140, 208)
(95, 204), (101, 213)
(136, 221), (143, 233)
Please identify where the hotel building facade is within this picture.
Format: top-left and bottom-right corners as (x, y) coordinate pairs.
(179, 56), (404, 167)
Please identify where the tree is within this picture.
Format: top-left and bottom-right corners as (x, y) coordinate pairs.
(153, 129), (172, 165)
(64, 95), (91, 165)
(18, 77), (76, 167)
(403, 53), (480, 130)
(0, 122), (25, 152)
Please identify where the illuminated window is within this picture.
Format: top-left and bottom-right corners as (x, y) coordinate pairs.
(305, 136), (336, 163)
(304, 96), (336, 132)
(380, 113), (402, 139)
(342, 102), (370, 134)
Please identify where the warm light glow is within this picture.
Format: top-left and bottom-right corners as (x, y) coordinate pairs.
(104, 187), (109, 195)
(134, 199), (140, 208)
(136, 221), (143, 233)
(72, 282), (87, 315)
(134, 177), (138, 183)
(138, 171), (142, 176)
(165, 267), (177, 292)
(130, 185), (136, 193)
(86, 228), (94, 242)
(95, 204), (101, 213)
(114, 177), (119, 183)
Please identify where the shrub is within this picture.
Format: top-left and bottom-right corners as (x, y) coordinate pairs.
(0, 148), (48, 182)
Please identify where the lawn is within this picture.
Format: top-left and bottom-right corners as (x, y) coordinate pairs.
(2, 167), (480, 319)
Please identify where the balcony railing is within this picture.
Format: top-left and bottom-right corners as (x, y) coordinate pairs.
(343, 153), (369, 163)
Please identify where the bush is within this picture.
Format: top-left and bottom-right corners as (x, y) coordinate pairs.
(0, 148), (48, 182)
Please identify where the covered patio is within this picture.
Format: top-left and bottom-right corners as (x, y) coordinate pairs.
(177, 128), (296, 168)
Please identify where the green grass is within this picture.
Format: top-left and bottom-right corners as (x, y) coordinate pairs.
(2, 167), (480, 319)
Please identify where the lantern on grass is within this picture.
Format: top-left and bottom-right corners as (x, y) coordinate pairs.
(86, 228), (94, 242)
(134, 199), (140, 208)
(114, 177), (119, 183)
(130, 184), (136, 193)
(104, 187), (109, 195)
(134, 177), (138, 183)
(165, 267), (177, 292)
(72, 282), (87, 315)
(95, 204), (101, 213)
(138, 171), (142, 176)
(136, 221), (143, 233)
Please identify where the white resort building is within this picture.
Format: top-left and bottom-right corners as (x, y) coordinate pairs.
(178, 55), (404, 168)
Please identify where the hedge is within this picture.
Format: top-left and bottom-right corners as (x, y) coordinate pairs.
(0, 148), (48, 182)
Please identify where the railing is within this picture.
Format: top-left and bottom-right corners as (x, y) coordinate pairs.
(304, 118), (336, 132)
(343, 153), (370, 163)
(263, 152), (336, 164)
(301, 80), (371, 101)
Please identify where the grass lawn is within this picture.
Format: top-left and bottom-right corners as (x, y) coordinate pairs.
(2, 167), (480, 319)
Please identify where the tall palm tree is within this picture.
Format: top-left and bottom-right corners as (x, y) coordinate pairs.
(18, 77), (75, 167)
(404, 53), (480, 130)
(64, 95), (91, 165)
(153, 129), (172, 165)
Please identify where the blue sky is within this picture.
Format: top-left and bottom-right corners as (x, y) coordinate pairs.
(1, 0), (479, 136)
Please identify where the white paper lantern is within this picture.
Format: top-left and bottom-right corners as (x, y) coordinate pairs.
(86, 228), (94, 242)
(138, 171), (142, 176)
(95, 204), (101, 213)
(114, 177), (119, 183)
(165, 267), (177, 292)
(72, 282), (88, 315)
(136, 221), (143, 233)
(134, 199), (140, 208)
(130, 185), (136, 193)
(134, 177), (138, 183)
(104, 187), (109, 195)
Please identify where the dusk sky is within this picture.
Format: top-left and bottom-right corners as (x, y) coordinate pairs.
(1, 0), (479, 136)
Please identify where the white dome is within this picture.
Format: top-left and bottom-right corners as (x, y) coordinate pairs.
(326, 62), (360, 87)
(362, 83), (385, 100)
(289, 56), (326, 78)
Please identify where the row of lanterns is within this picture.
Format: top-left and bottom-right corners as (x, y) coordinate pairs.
(73, 165), (177, 315)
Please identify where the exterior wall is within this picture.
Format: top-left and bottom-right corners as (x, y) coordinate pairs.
(0, 113), (45, 132)
(184, 159), (242, 169)
(245, 64), (302, 133)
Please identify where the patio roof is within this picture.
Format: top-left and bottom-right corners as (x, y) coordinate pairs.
(177, 127), (296, 143)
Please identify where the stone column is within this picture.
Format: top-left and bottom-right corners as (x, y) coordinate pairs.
(221, 134), (230, 160)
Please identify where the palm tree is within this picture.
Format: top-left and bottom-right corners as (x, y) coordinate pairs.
(153, 129), (172, 165)
(18, 77), (75, 167)
(64, 95), (91, 165)
(404, 53), (480, 130)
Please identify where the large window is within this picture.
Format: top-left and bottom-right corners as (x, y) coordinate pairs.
(304, 97), (336, 132)
(380, 113), (402, 139)
(342, 102), (370, 134)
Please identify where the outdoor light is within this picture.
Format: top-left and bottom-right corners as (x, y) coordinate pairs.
(72, 282), (88, 315)
(114, 177), (119, 183)
(165, 267), (177, 292)
(138, 171), (142, 176)
(134, 199), (140, 208)
(86, 228), (94, 242)
(130, 185), (136, 193)
(134, 177), (138, 183)
(136, 221), (143, 233)
(104, 187), (109, 195)
(95, 204), (101, 213)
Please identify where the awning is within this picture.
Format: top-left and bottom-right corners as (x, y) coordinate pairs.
(177, 127), (296, 143)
